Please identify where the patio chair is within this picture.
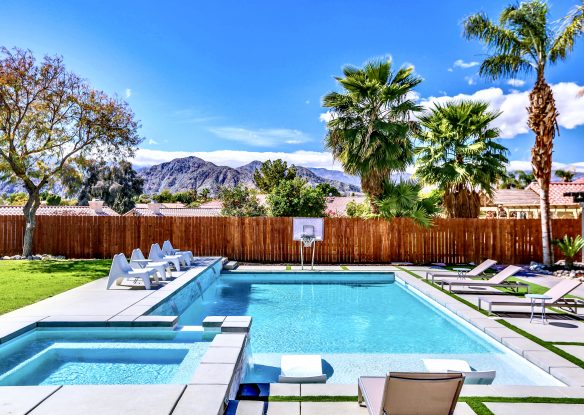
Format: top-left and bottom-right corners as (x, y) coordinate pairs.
(426, 259), (497, 283)
(358, 372), (464, 415)
(422, 359), (496, 385)
(130, 248), (169, 280)
(162, 240), (193, 266)
(478, 279), (583, 315)
(439, 265), (526, 293)
(278, 355), (327, 383)
(106, 253), (159, 290)
(149, 243), (182, 272)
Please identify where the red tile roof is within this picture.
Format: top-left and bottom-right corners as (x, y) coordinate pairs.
(126, 208), (222, 217)
(527, 181), (584, 206)
(0, 205), (119, 216)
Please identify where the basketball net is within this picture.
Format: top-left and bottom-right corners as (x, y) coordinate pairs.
(301, 235), (317, 248)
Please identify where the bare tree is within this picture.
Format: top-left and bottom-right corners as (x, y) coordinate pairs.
(0, 48), (142, 256)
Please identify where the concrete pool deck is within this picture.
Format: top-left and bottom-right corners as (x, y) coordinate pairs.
(1, 262), (584, 414)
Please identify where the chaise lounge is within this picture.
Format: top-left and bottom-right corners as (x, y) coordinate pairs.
(426, 259), (497, 283)
(358, 372), (464, 415)
(478, 279), (583, 315)
(106, 253), (159, 290)
(438, 265), (526, 293)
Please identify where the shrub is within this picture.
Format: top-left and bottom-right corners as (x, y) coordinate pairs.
(267, 178), (326, 217)
(218, 185), (266, 217)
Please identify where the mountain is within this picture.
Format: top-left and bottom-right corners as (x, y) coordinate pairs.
(308, 168), (361, 187)
(138, 157), (361, 195)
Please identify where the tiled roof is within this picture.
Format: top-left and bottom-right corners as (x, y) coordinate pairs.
(488, 189), (540, 206)
(198, 200), (223, 209)
(126, 208), (222, 217)
(134, 202), (186, 209)
(0, 205), (119, 216)
(325, 196), (367, 216)
(527, 181), (584, 205)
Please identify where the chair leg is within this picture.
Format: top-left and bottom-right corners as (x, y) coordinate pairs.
(357, 384), (365, 407)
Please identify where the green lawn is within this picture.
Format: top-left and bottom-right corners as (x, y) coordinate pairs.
(0, 259), (111, 315)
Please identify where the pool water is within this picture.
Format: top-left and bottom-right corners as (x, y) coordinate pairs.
(0, 328), (212, 386)
(176, 272), (562, 385)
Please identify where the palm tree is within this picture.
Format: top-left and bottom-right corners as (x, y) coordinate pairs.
(415, 100), (509, 218)
(377, 180), (441, 228)
(464, 0), (584, 264)
(555, 168), (576, 182)
(323, 59), (422, 212)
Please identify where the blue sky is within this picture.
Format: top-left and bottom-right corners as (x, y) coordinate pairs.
(1, 0), (583, 171)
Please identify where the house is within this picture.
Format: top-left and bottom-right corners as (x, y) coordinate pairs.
(125, 203), (221, 217)
(482, 180), (584, 219)
(0, 200), (119, 216)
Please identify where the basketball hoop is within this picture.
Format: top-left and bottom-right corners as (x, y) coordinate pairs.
(301, 234), (317, 248)
(293, 218), (324, 270)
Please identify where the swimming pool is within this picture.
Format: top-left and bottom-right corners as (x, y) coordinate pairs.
(166, 271), (562, 385)
(0, 328), (213, 386)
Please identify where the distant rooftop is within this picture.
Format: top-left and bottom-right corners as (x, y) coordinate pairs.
(0, 203), (119, 216)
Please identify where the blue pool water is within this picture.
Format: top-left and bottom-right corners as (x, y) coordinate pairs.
(0, 328), (212, 386)
(174, 272), (562, 385)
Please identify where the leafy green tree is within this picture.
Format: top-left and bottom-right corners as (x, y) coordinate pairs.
(7, 192), (28, 206)
(199, 188), (211, 201)
(464, 0), (584, 262)
(267, 178), (326, 217)
(253, 159), (297, 193)
(0, 48), (141, 256)
(152, 189), (174, 203)
(219, 185), (266, 217)
(173, 190), (198, 205)
(41, 192), (62, 206)
(346, 199), (372, 218)
(78, 161), (143, 214)
(323, 58), (422, 212)
(137, 194), (151, 203)
(415, 100), (508, 218)
(554, 235), (584, 270)
(315, 183), (341, 197)
(555, 169), (576, 182)
(377, 181), (441, 228)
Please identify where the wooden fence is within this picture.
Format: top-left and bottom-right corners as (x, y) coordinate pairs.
(0, 215), (580, 264)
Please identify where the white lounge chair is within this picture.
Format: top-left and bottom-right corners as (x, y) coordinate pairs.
(149, 243), (182, 272)
(162, 240), (193, 266)
(439, 265), (526, 293)
(358, 372), (464, 415)
(426, 259), (497, 283)
(422, 359), (496, 385)
(278, 355), (327, 383)
(479, 279), (583, 314)
(106, 253), (159, 290)
(130, 248), (169, 280)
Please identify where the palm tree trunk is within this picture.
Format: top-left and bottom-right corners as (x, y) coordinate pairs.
(529, 76), (558, 265)
(361, 171), (386, 214)
(22, 189), (41, 258)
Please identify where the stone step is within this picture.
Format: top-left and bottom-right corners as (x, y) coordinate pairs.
(224, 261), (239, 270)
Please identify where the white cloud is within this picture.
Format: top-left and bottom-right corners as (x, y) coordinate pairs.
(452, 59), (480, 69)
(132, 149), (342, 170)
(147, 138), (159, 145)
(465, 75), (477, 86)
(208, 127), (311, 147)
(420, 82), (584, 138)
(125, 88), (132, 98)
(508, 160), (584, 173)
(319, 111), (333, 123)
(507, 79), (526, 87)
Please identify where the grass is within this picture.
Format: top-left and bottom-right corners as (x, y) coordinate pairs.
(0, 259), (111, 315)
(340, 265), (349, 270)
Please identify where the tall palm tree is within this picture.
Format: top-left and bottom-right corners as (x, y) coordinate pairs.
(464, 0), (584, 264)
(415, 100), (509, 218)
(323, 59), (422, 212)
(555, 168), (576, 182)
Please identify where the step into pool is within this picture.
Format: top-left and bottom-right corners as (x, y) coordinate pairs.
(152, 271), (564, 386)
(0, 328), (213, 386)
